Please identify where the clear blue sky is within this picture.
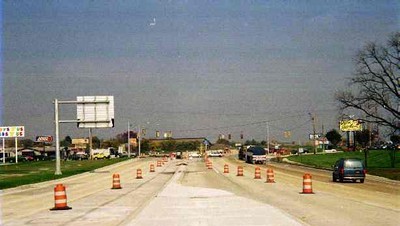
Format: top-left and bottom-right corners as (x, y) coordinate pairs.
(2, 0), (399, 143)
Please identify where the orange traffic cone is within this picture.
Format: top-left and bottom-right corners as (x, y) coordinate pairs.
(254, 167), (261, 179)
(50, 184), (72, 210)
(300, 173), (314, 194)
(265, 168), (275, 183)
(237, 166), (244, 176)
(157, 161), (162, 167)
(223, 164), (229, 173)
(150, 164), (155, 172)
(111, 173), (122, 189)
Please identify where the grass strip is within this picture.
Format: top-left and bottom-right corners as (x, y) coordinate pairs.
(0, 158), (129, 189)
(287, 150), (400, 180)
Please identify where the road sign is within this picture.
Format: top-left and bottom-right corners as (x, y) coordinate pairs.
(77, 96), (114, 128)
(0, 126), (25, 138)
(36, 136), (53, 143)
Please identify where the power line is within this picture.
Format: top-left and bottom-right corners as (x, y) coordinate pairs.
(173, 113), (309, 132)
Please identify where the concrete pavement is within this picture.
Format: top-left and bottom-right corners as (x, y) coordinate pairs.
(125, 165), (304, 226)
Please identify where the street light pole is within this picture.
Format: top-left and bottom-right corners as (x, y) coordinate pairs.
(266, 121), (270, 154)
(310, 113), (317, 155)
(322, 124), (325, 153)
(127, 121), (131, 158)
(138, 124), (141, 157)
(54, 99), (62, 175)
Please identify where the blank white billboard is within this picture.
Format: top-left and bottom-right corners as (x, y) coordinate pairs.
(77, 96), (114, 128)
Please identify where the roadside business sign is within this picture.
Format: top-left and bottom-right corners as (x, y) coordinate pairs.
(72, 138), (89, 144)
(309, 134), (322, 140)
(339, 120), (362, 132)
(0, 126), (25, 138)
(1, 126), (25, 164)
(36, 136), (53, 143)
(129, 138), (137, 147)
(72, 138), (89, 149)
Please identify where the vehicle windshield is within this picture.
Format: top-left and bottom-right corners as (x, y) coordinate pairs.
(344, 160), (363, 168)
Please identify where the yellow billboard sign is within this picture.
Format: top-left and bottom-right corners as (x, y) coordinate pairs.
(129, 138), (137, 147)
(339, 120), (362, 132)
(72, 138), (89, 145)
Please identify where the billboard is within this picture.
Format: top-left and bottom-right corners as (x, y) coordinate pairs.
(77, 96), (114, 128)
(339, 120), (363, 132)
(129, 138), (137, 147)
(72, 138), (89, 149)
(72, 138), (89, 145)
(0, 126), (25, 138)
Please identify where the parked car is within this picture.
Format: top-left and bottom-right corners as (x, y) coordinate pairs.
(5, 156), (27, 163)
(117, 152), (129, 158)
(332, 158), (366, 183)
(290, 148), (309, 155)
(71, 152), (89, 160)
(34, 155), (54, 161)
(93, 153), (106, 160)
(189, 152), (201, 158)
(24, 156), (35, 161)
(208, 151), (223, 157)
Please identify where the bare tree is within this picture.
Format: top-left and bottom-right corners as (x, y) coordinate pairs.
(336, 32), (400, 134)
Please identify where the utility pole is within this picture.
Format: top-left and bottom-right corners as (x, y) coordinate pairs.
(89, 128), (93, 159)
(266, 121), (270, 154)
(127, 121), (131, 158)
(322, 124), (325, 153)
(2, 138), (5, 164)
(138, 124), (141, 157)
(310, 113), (317, 155)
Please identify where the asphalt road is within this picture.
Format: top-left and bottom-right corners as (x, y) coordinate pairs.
(1, 155), (399, 226)
(183, 155), (399, 226)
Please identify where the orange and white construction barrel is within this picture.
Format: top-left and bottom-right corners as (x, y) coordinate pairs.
(207, 161), (213, 169)
(237, 166), (244, 176)
(265, 168), (275, 183)
(223, 164), (229, 173)
(111, 173), (122, 189)
(136, 169), (143, 179)
(50, 184), (72, 210)
(301, 173), (314, 194)
(254, 167), (261, 179)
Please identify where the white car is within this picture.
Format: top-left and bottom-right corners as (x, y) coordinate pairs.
(189, 152), (201, 158)
(208, 151), (223, 157)
(325, 149), (337, 153)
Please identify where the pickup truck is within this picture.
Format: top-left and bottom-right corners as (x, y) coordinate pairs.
(245, 146), (267, 164)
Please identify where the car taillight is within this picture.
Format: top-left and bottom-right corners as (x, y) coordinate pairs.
(340, 168), (344, 174)
(363, 169), (367, 174)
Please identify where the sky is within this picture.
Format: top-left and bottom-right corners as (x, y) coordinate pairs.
(2, 0), (399, 143)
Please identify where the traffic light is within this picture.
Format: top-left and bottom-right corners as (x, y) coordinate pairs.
(228, 134), (231, 140)
(240, 132), (243, 139)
